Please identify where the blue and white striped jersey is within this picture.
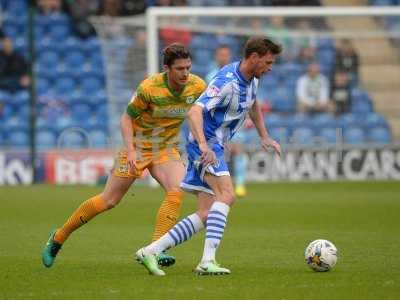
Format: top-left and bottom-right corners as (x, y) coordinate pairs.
(189, 61), (258, 147)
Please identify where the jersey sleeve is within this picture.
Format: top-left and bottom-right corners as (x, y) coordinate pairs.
(126, 84), (149, 119)
(195, 79), (232, 112)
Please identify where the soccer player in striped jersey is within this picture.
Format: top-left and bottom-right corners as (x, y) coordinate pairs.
(136, 37), (282, 276)
(42, 43), (206, 268)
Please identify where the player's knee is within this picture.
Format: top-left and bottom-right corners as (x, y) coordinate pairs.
(218, 188), (235, 205)
(102, 195), (122, 209)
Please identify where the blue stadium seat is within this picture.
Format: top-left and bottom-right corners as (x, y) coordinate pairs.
(95, 103), (109, 120)
(64, 51), (86, 69)
(269, 127), (290, 144)
(363, 113), (389, 129)
(336, 113), (358, 129)
(193, 49), (213, 63)
(318, 49), (335, 67)
(269, 87), (296, 112)
(368, 126), (391, 144)
(8, 130), (29, 148)
(14, 91), (29, 106)
(36, 78), (51, 95)
(72, 103), (92, 121)
(351, 100), (373, 114)
(351, 88), (372, 104)
(1, 104), (15, 121)
(48, 13), (70, 27)
(292, 127), (315, 145)
(38, 51), (60, 69)
(62, 37), (81, 54)
(55, 77), (77, 95)
(190, 35), (211, 50)
(265, 113), (287, 128)
(319, 127), (339, 145)
(88, 90), (107, 107)
(290, 113), (312, 129)
(80, 77), (103, 94)
(344, 127), (365, 145)
(61, 131), (86, 149)
(37, 130), (57, 150)
(55, 116), (77, 132)
(243, 128), (259, 145)
(82, 38), (101, 56)
(312, 113), (336, 129)
(0, 132), (4, 147)
(89, 130), (108, 149)
(4, 116), (29, 132)
(49, 24), (71, 42)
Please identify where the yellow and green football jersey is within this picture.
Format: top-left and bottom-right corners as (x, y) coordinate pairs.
(126, 72), (206, 151)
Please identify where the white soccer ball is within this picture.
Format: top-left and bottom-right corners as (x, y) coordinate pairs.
(305, 239), (338, 272)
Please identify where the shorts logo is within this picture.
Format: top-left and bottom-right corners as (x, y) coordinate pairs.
(206, 85), (220, 97)
(186, 96), (195, 104)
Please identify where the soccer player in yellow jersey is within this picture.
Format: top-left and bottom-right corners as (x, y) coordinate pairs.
(42, 43), (206, 268)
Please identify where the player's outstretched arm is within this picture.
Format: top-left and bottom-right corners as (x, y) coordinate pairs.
(187, 105), (216, 165)
(120, 112), (137, 172)
(249, 101), (281, 156)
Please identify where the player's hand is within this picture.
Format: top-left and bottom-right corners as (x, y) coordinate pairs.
(261, 137), (281, 157)
(127, 148), (137, 174)
(199, 142), (217, 166)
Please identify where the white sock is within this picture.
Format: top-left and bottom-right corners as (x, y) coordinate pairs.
(201, 201), (230, 262)
(144, 213), (204, 255)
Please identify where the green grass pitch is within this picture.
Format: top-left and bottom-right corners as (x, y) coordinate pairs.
(1, 182), (400, 299)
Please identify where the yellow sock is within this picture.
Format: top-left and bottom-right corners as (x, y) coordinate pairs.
(152, 191), (184, 242)
(54, 194), (108, 244)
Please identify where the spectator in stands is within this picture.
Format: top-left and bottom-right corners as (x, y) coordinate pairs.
(205, 44), (231, 83)
(335, 39), (359, 85)
(330, 70), (351, 115)
(65, 0), (99, 38)
(296, 62), (331, 114)
(98, 0), (122, 17)
(0, 37), (30, 93)
(37, 0), (62, 15)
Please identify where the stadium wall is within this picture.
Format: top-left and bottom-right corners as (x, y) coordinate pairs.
(1, 146), (399, 185)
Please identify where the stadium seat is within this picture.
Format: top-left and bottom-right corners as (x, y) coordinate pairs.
(72, 104), (92, 121)
(37, 130), (57, 150)
(269, 127), (290, 144)
(36, 78), (51, 95)
(336, 113), (358, 129)
(312, 113), (336, 130)
(60, 130), (87, 149)
(190, 35), (211, 50)
(8, 130), (29, 148)
(368, 126), (391, 144)
(351, 88), (372, 104)
(55, 116), (76, 132)
(4, 116), (28, 132)
(54, 77), (77, 95)
(38, 51), (60, 69)
(80, 77), (103, 94)
(351, 100), (373, 114)
(344, 127), (366, 145)
(64, 51), (86, 69)
(319, 127), (339, 145)
(265, 113), (287, 128)
(89, 130), (109, 149)
(363, 113), (389, 129)
(292, 127), (315, 146)
(0, 132), (4, 147)
(193, 49), (213, 63)
(289, 113), (312, 129)
(49, 24), (71, 42)
(82, 38), (102, 56)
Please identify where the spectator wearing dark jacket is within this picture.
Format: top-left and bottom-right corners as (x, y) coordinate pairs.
(0, 38), (30, 92)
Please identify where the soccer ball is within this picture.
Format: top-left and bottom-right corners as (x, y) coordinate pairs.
(305, 239), (338, 272)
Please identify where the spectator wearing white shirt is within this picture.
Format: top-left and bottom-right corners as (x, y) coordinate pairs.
(296, 62), (332, 114)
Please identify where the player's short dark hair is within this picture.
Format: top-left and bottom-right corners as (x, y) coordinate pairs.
(162, 43), (191, 67)
(243, 37), (282, 58)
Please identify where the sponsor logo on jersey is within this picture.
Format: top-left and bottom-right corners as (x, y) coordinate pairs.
(152, 107), (189, 118)
(206, 85), (220, 97)
(186, 96), (195, 104)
